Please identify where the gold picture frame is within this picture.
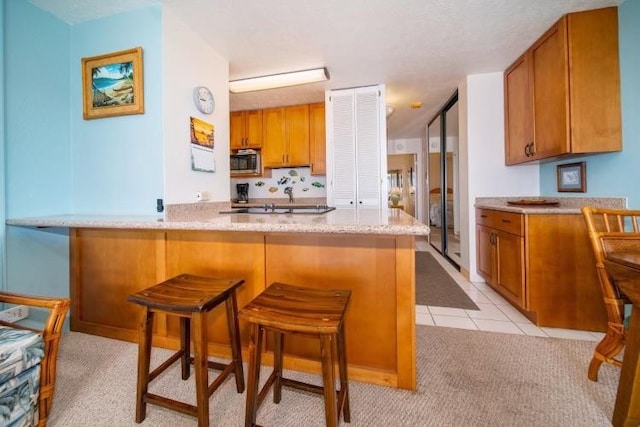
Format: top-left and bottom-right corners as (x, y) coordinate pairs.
(81, 47), (144, 120)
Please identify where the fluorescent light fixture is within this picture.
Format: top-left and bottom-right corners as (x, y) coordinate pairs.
(229, 67), (329, 93)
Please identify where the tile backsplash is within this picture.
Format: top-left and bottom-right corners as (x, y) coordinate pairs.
(230, 167), (326, 201)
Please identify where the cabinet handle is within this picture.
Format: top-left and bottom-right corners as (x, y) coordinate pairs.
(502, 219), (511, 223)
(480, 214), (487, 218)
(529, 143), (535, 155)
(524, 144), (530, 157)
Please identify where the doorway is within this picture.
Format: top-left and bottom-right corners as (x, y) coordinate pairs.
(427, 91), (460, 268)
(387, 154), (417, 217)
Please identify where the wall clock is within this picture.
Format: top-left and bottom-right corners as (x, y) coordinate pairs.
(193, 86), (215, 114)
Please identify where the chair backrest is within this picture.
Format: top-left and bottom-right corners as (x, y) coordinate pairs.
(582, 206), (640, 303)
(582, 207), (640, 259)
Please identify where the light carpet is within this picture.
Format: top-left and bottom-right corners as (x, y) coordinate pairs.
(48, 327), (618, 426)
(415, 251), (480, 310)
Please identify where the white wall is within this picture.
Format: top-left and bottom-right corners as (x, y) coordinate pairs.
(162, 7), (231, 204)
(461, 72), (539, 282)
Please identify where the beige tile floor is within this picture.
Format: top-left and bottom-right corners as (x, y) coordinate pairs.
(415, 238), (605, 342)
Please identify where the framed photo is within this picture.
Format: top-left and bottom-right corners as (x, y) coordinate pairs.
(81, 47), (144, 120)
(557, 162), (586, 192)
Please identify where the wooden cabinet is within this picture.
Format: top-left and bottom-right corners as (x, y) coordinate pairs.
(309, 102), (326, 175)
(476, 210), (525, 308)
(262, 104), (310, 168)
(476, 208), (607, 331)
(230, 110), (262, 149)
(69, 228), (417, 390)
(504, 7), (621, 165)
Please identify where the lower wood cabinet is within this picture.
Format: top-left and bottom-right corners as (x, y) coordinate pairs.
(476, 208), (607, 331)
(69, 228), (417, 390)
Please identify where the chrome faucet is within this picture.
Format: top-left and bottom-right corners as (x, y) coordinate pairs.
(284, 186), (294, 204)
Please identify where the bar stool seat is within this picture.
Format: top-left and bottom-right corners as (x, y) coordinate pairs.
(239, 282), (352, 427)
(128, 274), (245, 427)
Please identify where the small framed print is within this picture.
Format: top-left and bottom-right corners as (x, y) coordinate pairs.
(81, 47), (144, 120)
(557, 162), (586, 193)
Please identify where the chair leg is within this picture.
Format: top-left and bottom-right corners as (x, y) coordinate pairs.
(245, 323), (264, 427)
(337, 326), (350, 423)
(135, 309), (154, 423)
(181, 317), (191, 380)
(225, 291), (245, 393)
(192, 312), (210, 427)
(273, 332), (283, 404)
(588, 322), (625, 381)
(320, 334), (338, 427)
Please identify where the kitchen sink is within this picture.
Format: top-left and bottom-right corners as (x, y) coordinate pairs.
(220, 205), (336, 214)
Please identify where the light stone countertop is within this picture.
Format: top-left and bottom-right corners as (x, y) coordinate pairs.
(475, 196), (627, 214)
(6, 202), (429, 236)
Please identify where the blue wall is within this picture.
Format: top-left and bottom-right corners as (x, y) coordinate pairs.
(4, 1), (72, 297)
(540, 1), (639, 208)
(3, 2), (163, 300)
(1, 3), (5, 291)
(71, 6), (163, 215)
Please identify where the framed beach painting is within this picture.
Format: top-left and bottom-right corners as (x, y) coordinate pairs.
(81, 47), (144, 120)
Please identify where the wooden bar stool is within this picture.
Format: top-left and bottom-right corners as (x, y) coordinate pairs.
(239, 282), (352, 427)
(128, 274), (245, 427)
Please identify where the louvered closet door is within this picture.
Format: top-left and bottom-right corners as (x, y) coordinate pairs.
(354, 88), (382, 207)
(328, 90), (356, 208)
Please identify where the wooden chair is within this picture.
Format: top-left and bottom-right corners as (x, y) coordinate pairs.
(128, 274), (245, 427)
(0, 291), (70, 426)
(582, 206), (640, 381)
(239, 282), (352, 427)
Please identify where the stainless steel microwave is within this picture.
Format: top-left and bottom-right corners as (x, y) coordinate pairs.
(230, 152), (260, 175)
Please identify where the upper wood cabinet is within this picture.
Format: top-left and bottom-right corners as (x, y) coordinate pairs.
(230, 110), (263, 149)
(504, 7), (621, 165)
(262, 104), (310, 168)
(309, 103), (326, 175)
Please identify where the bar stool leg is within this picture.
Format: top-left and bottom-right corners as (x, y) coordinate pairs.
(181, 317), (191, 380)
(245, 323), (264, 427)
(273, 332), (284, 403)
(135, 309), (153, 423)
(192, 312), (210, 427)
(320, 334), (338, 427)
(337, 326), (350, 422)
(225, 291), (245, 393)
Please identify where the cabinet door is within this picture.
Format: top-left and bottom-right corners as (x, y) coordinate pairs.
(230, 111), (246, 149)
(476, 224), (496, 283)
(309, 103), (326, 175)
(495, 230), (525, 308)
(531, 17), (570, 159)
(327, 91), (356, 207)
(285, 104), (310, 166)
(262, 107), (286, 167)
(245, 110), (263, 148)
(354, 88), (383, 207)
(504, 54), (533, 165)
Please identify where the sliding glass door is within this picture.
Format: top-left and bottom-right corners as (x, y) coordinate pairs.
(427, 91), (460, 268)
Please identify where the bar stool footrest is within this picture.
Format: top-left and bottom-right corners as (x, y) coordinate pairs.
(149, 350), (184, 382)
(144, 393), (198, 417)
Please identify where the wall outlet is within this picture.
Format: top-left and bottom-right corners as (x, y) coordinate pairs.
(196, 191), (211, 202)
(0, 305), (29, 323)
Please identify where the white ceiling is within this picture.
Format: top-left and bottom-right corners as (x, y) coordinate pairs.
(29, 0), (620, 139)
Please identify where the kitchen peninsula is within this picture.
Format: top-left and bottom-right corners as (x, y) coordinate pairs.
(7, 203), (429, 391)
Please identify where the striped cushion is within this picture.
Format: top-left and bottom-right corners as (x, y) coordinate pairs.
(0, 326), (45, 426)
